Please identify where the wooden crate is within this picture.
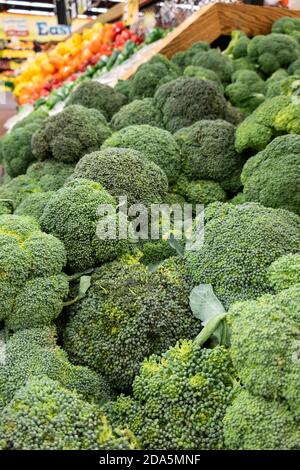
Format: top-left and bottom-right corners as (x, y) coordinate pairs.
(120, 3), (300, 79)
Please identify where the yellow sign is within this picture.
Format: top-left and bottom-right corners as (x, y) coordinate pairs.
(0, 13), (91, 41)
(123, 0), (139, 26)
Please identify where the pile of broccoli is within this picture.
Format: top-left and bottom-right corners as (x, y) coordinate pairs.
(1, 17), (300, 451)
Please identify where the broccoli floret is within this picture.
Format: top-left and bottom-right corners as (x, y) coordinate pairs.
(183, 66), (224, 92)
(63, 257), (201, 391)
(14, 191), (54, 221)
(0, 326), (112, 409)
(114, 79), (132, 100)
(66, 81), (126, 120)
(69, 148), (168, 206)
(268, 253), (300, 292)
(173, 177), (227, 206)
(40, 179), (128, 272)
(232, 57), (256, 72)
(102, 125), (181, 184)
(224, 389), (300, 450)
(229, 192), (247, 205)
(228, 285), (300, 402)
(175, 120), (244, 192)
(0, 110), (48, 177)
(154, 77), (227, 133)
(235, 96), (292, 153)
(110, 98), (162, 131)
(274, 101), (300, 133)
(26, 160), (74, 191)
(0, 199), (13, 215)
(265, 69), (289, 97)
(129, 55), (179, 100)
(0, 175), (41, 210)
(191, 49), (233, 84)
(138, 240), (177, 266)
(241, 135), (300, 214)
(272, 16), (300, 35)
(107, 343), (234, 450)
(171, 42), (210, 70)
(184, 202), (300, 308)
(225, 70), (266, 115)
(247, 33), (299, 75)
(31, 105), (112, 163)
(0, 376), (137, 450)
(0, 214), (68, 330)
(224, 103), (245, 126)
(288, 57), (300, 74)
(224, 30), (250, 59)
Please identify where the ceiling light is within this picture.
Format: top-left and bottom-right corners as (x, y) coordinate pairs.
(6, 8), (55, 16)
(0, 1), (55, 8)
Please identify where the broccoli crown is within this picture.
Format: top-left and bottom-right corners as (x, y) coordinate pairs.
(69, 147), (168, 206)
(229, 192), (247, 205)
(241, 134), (300, 214)
(288, 57), (300, 74)
(110, 98), (162, 131)
(224, 389), (300, 450)
(31, 105), (112, 164)
(0, 110), (48, 177)
(268, 253), (300, 292)
(228, 285), (300, 405)
(63, 257), (201, 391)
(274, 101), (300, 133)
(108, 344), (234, 450)
(247, 33), (300, 75)
(26, 160), (75, 191)
(15, 191), (54, 222)
(235, 96), (292, 153)
(0, 199), (13, 215)
(66, 81), (126, 120)
(0, 175), (41, 210)
(102, 125), (181, 184)
(232, 57), (256, 72)
(183, 66), (224, 92)
(272, 16), (300, 35)
(40, 179), (128, 272)
(0, 326), (112, 409)
(129, 55), (179, 100)
(171, 42), (210, 69)
(225, 70), (266, 114)
(173, 177), (227, 206)
(0, 214), (67, 330)
(174, 119), (244, 192)
(114, 79), (132, 100)
(184, 202), (300, 308)
(0, 124), (40, 177)
(191, 49), (233, 84)
(224, 30), (250, 59)
(0, 376), (137, 450)
(154, 77), (227, 133)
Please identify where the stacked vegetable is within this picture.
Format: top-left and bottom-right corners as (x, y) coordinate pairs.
(0, 15), (300, 451)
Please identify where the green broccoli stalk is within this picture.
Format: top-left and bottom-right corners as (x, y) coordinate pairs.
(223, 30), (250, 59)
(31, 105), (112, 164)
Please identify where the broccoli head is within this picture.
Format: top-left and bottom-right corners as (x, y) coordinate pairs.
(107, 343), (234, 450)
(129, 55), (179, 101)
(265, 68), (290, 97)
(66, 80), (126, 120)
(110, 98), (162, 131)
(154, 77), (227, 133)
(184, 202), (300, 308)
(224, 389), (300, 450)
(171, 42), (210, 70)
(0, 376), (137, 450)
(0, 199), (13, 215)
(272, 16), (300, 35)
(247, 33), (299, 75)
(175, 119), (245, 192)
(102, 125), (181, 184)
(191, 49), (233, 84)
(31, 105), (112, 163)
(224, 30), (250, 59)
(0, 175), (41, 210)
(114, 79), (132, 100)
(268, 253), (300, 293)
(225, 70), (266, 115)
(63, 257), (201, 391)
(274, 101), (300, 133)
(0, 110), (48, 177)
(232, 57), (256, 72)
(69, 148), (168, 206)
(235, 96), (292, 153)
(288, 57), (300, 74)
(40, 179), (129, 272)
(26, 160), (74, 191)
(0, 214), (68, 330)
(183, 66), (224, 92)
(173, 177), (227, 206)
(15, 191), (54, 222)
(241, 135), (300, 215)
(0, 326), (112, 409)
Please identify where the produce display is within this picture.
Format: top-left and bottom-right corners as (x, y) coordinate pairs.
(1, 14), (300, 452)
